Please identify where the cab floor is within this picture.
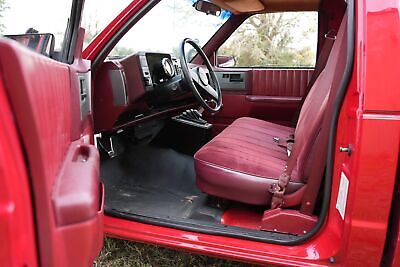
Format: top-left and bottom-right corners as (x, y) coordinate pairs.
(100, 145), (224, 223)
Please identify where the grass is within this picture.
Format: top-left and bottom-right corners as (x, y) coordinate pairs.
(95, 237), (258, 267)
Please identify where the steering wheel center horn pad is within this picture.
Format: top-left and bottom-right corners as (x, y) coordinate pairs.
(179, 38), (223, 113)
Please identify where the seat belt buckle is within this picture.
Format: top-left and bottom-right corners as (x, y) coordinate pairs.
(268, 183), (283, 194)
(273, 136), (294, 156)
(273, 136), (280, 143)
(269, 174), (290, 209)
(268, 182), (286, 196)
(269, 184), (285, 208)
(286, 137), (294, 143)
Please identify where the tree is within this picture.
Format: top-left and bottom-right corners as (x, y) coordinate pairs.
(82, 14), (102, 47)
(0, 0), (8, 33)
(219, 12), (317, 67)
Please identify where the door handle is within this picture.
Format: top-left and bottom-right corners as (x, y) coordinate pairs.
(229, 73), (243, 82)
(52, 141), (100, 226)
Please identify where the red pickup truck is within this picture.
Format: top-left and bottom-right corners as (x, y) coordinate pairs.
(1, 0), (399, 266)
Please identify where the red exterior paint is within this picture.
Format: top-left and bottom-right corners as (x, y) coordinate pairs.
(221, 208), (263, 230)
(385, 179), (400, 266)
(333, 0), (400, 264)
(104, 215), (341, 266)
(84, 0), (400, 266)
(0, 73), (37, 267)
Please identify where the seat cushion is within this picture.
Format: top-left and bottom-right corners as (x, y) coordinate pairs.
(194, 117), (303, 205)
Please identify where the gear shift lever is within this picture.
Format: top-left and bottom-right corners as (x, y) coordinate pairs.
(178, 109), (208, 125)
(172, 108), (212, 129)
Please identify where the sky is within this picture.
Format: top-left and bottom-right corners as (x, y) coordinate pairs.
(1, 0), (227, 52)
(82, 0), (227, 53)
(1, 0), (316, 57)
(2, 0), (72, 34)
(2, 0), (130, 49)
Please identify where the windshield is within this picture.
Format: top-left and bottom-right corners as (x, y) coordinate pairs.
(82, 0), (230, 60)
(82, 0), (133, 49)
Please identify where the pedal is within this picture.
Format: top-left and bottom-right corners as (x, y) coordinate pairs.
(96, 135), (117, 158)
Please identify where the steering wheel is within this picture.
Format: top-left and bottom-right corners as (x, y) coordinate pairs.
(179, 38), (222, 113)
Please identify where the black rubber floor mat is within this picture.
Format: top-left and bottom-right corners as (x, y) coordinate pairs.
(101, 145), (221, 221)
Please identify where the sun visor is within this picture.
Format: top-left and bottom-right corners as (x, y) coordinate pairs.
(212, 0), (265, 14)
(211, 0), (319, 14)
(259, 0), (319, 12)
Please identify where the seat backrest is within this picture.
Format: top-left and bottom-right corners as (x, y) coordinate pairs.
(292, 33), (336, 123)
(293, 11), (348, 180)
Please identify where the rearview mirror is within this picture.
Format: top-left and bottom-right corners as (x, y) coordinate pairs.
(5, 33), (55, 58)
(193, 0), (221, 16)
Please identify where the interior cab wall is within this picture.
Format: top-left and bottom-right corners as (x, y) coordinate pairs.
(207, 67), (313, 135)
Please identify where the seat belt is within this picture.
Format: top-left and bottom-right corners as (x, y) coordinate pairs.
(269, 32), (340, 209)
(299, 119), (330, 215)
(299, 25), (348, 214)
(268, 143), (301, 209)
(269, 113), (325, 209)
(270, 10), (348, 209)
(292, 32), (336, 125)
(269, 32), (336, 208)
(273, 136), (294, 156)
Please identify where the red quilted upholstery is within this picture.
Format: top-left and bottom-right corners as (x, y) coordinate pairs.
(0, 42), (72, 190)
(195, 117), (301, 205)
(196, 117), (295, 176)
(251, 69), (313, 97)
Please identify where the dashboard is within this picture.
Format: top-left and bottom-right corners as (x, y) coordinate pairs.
(93, 52), (197, 132)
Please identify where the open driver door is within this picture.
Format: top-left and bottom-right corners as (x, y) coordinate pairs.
(0, 1), (103, 266)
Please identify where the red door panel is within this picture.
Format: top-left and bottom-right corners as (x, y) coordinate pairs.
(250, 69), (313, 96)
(0, 38), (103, 267)
(207, 68), (313, 135)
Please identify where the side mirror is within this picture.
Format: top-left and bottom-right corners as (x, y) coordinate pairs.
(193, 0), (221, 16)
(217, 55), (236, 67)
(5, 33), (55, 58)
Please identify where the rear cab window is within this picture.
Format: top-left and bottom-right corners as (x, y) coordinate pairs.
(217, 11), (318, 68)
